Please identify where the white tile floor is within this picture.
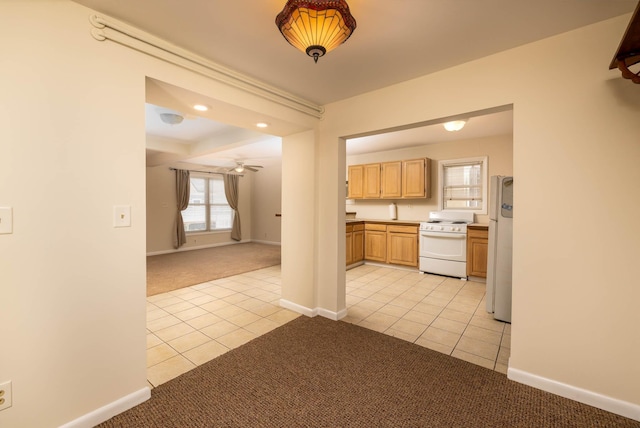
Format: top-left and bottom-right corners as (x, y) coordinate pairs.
(342, 264), (510, 373)
(146, 265), (299, 388)
(146, 263), (510, 388)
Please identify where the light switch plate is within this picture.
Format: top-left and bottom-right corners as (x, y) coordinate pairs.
(113, 205), (131, 228)
(0, 380), (12, 411)
(0, 207), (12, 234)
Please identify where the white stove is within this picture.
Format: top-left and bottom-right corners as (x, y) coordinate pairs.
(419, 211), (474, 279)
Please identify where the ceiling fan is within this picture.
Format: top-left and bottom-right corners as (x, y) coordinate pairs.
(228, 161), (263, 173)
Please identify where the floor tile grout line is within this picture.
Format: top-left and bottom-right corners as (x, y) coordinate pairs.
(346, 267), (508, 370)
(147, 265), (508, 387)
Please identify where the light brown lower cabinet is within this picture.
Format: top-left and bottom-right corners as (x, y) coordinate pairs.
(364, 223), (387, 262)
(386, 225), (419, 267)
(346, 223), (365, 266)
(363, 223), (418, 267)
(352, 228), (364, 263)
(467, 225), (489, 277)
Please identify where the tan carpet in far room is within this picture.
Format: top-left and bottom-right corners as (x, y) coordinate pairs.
(146, 242), (281, 296)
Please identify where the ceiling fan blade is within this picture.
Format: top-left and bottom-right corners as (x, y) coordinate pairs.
(245, 165), (263, 169)
(245, 166), (259, 172)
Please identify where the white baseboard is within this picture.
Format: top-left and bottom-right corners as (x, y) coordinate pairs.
(250, 239), (281, 246)
(317, 307), (348, 320)
(508, 367), (640, 422)
(279, 299), (347, 321)
(146, 239), (267, 256)
(279, 299), (317, 317)
(59, 387), (151, 428)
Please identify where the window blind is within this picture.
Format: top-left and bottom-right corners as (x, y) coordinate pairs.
(443, 161), (483, 210)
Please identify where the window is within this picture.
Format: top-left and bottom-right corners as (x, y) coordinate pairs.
(182, 175), (233, 232)
(438, 157), (488, 214)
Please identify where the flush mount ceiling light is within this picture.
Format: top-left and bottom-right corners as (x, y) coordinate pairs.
(159, 112), (184, 125)
(193, 104), (209, 111)
(443, 120), (467, 132)
(275, 0), (357, 63)
(256, 122), (269, 128)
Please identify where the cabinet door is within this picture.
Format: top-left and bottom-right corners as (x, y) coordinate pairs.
(353, 230), (364, 262)
(387, 232), (418, 267)
(347, 165), (364, 199)
(402, 158), (429, 198)
(467, 228), (488, 277)
(364, 230), (387, 262)
(346, 231), (353, 265)
(381, 161), (402, 199)
(363, 163), (381, 198)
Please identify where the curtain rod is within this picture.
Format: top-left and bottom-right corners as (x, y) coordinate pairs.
(169, 168), (242, 176)
(169, 167), (221, 174)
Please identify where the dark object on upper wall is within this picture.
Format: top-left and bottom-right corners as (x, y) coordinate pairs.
(610, 2), (640, 83)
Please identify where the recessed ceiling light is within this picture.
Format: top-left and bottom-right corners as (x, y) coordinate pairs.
(256, 122), (269, 128)
(193, 104), (209, 112)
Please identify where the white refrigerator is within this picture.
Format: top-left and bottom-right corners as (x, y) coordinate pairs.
(486, 176), (513, 323)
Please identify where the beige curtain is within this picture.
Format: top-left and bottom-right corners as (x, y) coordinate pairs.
(224, 174), (241, 241)
(175, 169), (190, 249)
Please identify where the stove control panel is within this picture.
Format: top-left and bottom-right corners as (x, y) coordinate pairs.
(419, 222), (468, 233)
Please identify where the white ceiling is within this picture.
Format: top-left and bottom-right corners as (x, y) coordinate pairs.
(72, 0), (636, 168)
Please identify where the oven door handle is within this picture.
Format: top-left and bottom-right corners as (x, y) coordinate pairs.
(420, 231), (467, 239)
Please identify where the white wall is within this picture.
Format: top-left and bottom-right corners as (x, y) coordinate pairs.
(318, 14), (640, 418)
(0, 3), (148, 427)
(2, 2), (638, 425)
(146, 166), (254, 254)
(346, 134), (513, 223)
(280, 131), (317, 312)
(0, 2), (313, 426)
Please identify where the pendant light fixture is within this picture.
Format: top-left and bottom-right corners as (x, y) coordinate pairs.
(276, 0), (357, 63)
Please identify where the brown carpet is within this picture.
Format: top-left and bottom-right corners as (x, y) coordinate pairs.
(147, 242), (281, 296)
(98, 316), (639, 428)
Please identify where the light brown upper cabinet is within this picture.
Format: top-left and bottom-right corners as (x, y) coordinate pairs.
(402, 158), (431, 198)
(348, 158), (431, 199)
(347, 165), (364, 198)
(381, 161), (402, 198)
(363, 163), (382, 198)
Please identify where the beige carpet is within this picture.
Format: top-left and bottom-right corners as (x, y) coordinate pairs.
(147, 242), (281, 296)
(97, 316), (639, 427)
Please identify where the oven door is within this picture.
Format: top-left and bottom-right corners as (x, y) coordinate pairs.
(419, 231), (467, 262)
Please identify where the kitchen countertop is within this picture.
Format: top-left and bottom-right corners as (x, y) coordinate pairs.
(347, 219), (489, 228)
(346, 218), (421, 225)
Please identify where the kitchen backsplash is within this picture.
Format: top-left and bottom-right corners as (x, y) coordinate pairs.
(347, 200), (488, 224)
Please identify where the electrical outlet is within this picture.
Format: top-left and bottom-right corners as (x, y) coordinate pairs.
(0, 380), (12, 411)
